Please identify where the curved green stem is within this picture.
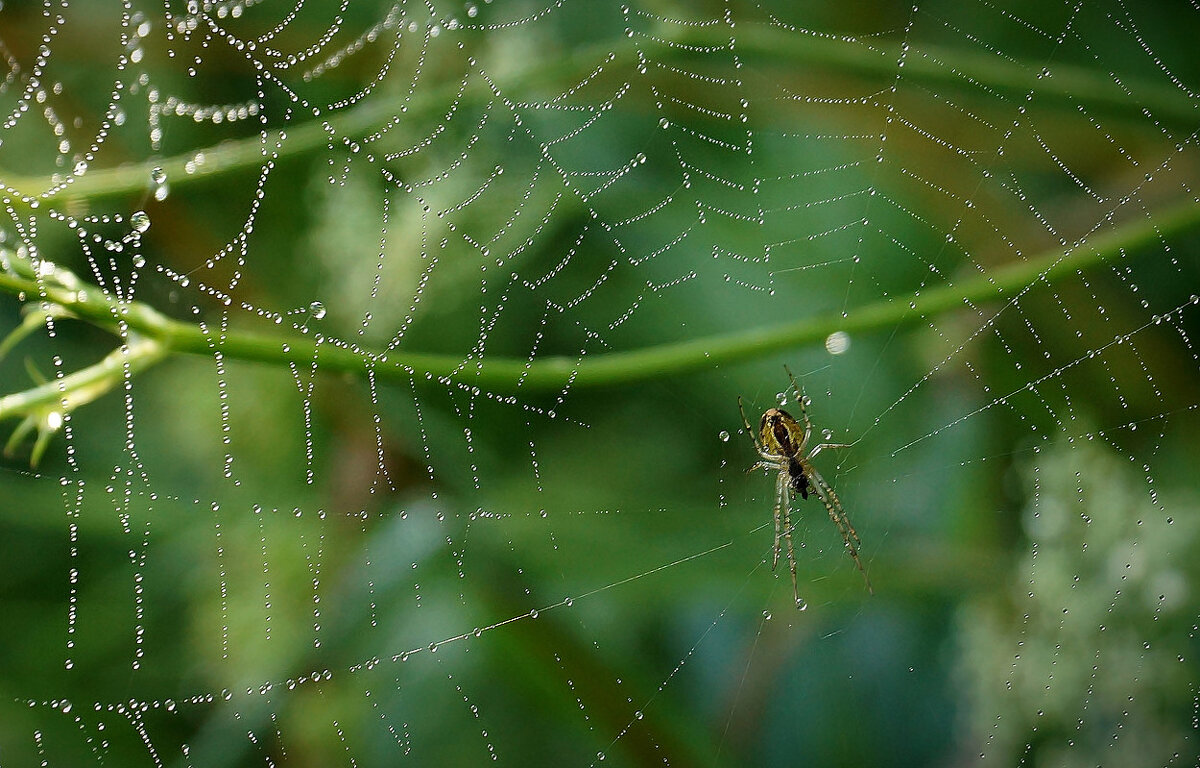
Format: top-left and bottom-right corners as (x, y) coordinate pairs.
(2, 21), (1191, 207)
(679, 24), (1199, 129)
(1, 199), (1195, 397)
(0, 337), (166, 417)
(518, 199), (1200, 388)
(0, 33), (625, 206)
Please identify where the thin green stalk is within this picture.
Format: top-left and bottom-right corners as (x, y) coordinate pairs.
(0, 337), (166, 418)
(0, 336), (165, 464)
(1, 199), (1195, 397)
(2, 21), (1191, 207)
(520, 199), (1200, 388)
(0, 33), (630, 206)
(672, 23), (1199, 129)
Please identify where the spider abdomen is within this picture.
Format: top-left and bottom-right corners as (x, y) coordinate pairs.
(759, 407), (804, 457)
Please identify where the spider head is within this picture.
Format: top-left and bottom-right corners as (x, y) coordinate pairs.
(789, 459), (810, 499)
(759, 407), (805, 457)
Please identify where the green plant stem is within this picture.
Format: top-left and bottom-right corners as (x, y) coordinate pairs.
(2, 21), (1192, 206)
(523, 199), (1200, 388)
(676, 24), (1199, 129)
(0, 34), (617, 206)
(0, 337), (166, 419)
(1, 199), (1195, 395)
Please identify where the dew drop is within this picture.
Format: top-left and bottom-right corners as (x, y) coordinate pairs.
(824, 330), (851, 355)
(130, 210), (150, 233)
(718, 430), (730, 442)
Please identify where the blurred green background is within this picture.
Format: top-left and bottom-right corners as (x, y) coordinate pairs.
(1, 1), (1198, 766)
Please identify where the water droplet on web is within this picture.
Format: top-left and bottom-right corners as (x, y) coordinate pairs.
(130, 210), (150, 233)
(762, 610), (772, 620)
(824, 330), (850, 355)
(776, 391), (788, 406)
(309, 301), (326, 319)
(822, 428), (833, 441)
(718, 430), (730, 442)
(150, 167), (170, 200)
(795, 597), (808, 611)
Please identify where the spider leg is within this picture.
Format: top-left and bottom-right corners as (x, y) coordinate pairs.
(750, 456), (785, 476)
(806, 465), (874, 595)
(781, 482), (801, 609)
(737, 396), (763, 454)
(806, 442), (851, 460)
(784, 366), (813, 452)
(783, 365), (802, 401)
(808, 468), (862, 549)
(771, 470), (788, 571)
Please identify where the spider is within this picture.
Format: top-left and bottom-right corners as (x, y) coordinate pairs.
(738, 368), (873, 607)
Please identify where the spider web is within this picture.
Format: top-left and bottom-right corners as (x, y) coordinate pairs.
(0, 0), (1198, 765)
